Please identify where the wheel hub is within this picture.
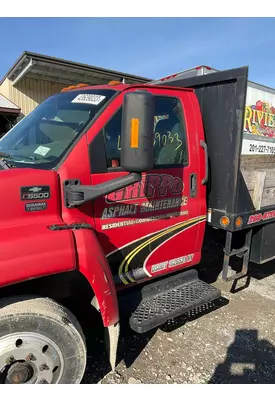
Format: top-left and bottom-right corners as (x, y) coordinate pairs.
(7, 361), (34, 384)
(0, 332), (64, 384)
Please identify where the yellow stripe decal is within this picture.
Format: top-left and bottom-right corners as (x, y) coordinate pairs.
(124, 216), (205, 283)
(119, 215), (206, 285)
(119, 221), (190, 285)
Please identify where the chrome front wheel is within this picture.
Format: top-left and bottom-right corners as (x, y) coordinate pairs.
(0, 297), (86, 384)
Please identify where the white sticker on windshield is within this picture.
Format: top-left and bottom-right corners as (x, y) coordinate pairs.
(34, 146), (50, 156)
(72, 94), (106, 105)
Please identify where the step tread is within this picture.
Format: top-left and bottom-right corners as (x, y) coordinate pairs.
(129, 276), (221, 333)
(230, 246), (249, 256)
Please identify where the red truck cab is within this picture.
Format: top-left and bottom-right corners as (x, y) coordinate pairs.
(1, 66), (265, 384)
(0, 81), (211, 384)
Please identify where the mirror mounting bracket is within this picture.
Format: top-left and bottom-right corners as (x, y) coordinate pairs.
(63, 173), (141, 208)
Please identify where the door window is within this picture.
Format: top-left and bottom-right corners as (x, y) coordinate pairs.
(102, 96), (188, 169)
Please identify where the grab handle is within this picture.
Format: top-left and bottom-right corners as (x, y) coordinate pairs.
(200, 140), (208, 185)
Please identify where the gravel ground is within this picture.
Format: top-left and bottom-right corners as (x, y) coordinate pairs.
(75, 230), (275, 384)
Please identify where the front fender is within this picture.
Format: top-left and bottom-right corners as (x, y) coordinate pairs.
(73, 229), (119, 327)
(0, 226), (76, 287)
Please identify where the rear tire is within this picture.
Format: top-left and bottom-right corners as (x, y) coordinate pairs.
(0, 296), (86, 384)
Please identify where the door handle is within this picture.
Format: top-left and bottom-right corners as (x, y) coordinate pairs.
(200, 140), (208, 185)
(190, 173), (197, 198)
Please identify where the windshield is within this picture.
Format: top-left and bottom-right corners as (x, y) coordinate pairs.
(0, 89), (116, 169)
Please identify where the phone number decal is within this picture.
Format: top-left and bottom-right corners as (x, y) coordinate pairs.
(248, 143), (275, 154)
(242, 138), (275, 155)
(247, 210), (275, 225)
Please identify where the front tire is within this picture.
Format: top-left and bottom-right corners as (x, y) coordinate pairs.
(0, 296), (86, 384)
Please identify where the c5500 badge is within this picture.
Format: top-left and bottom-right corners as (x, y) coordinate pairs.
(20, 186), (51, 201)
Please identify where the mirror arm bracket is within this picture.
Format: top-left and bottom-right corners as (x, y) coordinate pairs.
(64, 173), (142, 208)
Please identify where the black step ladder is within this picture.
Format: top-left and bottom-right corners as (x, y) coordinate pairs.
(222, 229), (252, 282)
(127, 269), (221, 333)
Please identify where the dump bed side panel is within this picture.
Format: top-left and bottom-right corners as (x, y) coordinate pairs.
(158, 67), (248, 229)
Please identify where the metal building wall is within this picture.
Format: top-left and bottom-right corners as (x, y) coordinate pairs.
(0, 78), (10, 99)
(0, 77), (66, 116)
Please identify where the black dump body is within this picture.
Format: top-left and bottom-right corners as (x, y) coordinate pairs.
(158, 67), (258, 231)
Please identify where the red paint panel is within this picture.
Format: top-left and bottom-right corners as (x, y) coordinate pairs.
(58, 135), (119, 327)
(0, 169), (76, 287)
(90, 87), (206, 287)
(188, 92), (207, 252)
(143, 218), (205, 278)
(73, 229), (119, 327)
(0, 169), (62, 228)
(0, 227), (76, 287)
(58, 134), (95, 228)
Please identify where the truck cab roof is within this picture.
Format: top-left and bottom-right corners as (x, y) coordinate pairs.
(60, 82), (194, 94)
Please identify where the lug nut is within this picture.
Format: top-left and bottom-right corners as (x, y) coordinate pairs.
(39, 363), (49, 371)
(39, 379), (48, 384)
(26, 353), (35, 361)
(5, 356), (15, 365)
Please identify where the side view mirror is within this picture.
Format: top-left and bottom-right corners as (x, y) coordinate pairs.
(64, 91), (155, 208)
(121, 91), (155, 173)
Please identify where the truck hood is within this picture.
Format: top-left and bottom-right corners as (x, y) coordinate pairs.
(0, 168), (63, 228)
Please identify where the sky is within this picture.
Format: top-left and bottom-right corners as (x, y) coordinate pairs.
(1, 17), (275, 86)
